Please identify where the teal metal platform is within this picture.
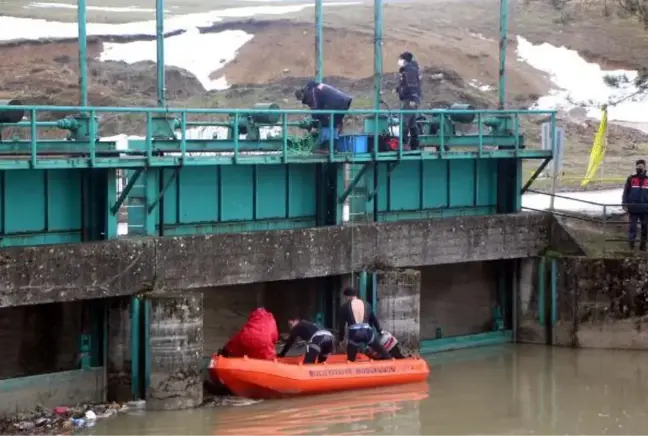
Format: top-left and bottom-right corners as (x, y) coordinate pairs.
(0, 104), (555, 245)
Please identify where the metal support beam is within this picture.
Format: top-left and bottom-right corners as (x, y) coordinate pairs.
(373, 0), (383, 110)
(130, 296), (141, 400)
(147, 167), (179, 213)
(111, 167), (143, 215)
(512, 259), (519, 343)
(550, 258), (558, 327)
(77, 0), (88, 107)
(520, 157), (551, 194)
(498, 0), (509, 109)
(368, 162), (398, 201)
(358, 270), (368, 300)
(338, 163), (368, 204)
(538, 257), (546, 327)
(156, 0), (166, 107)
(315, 0), (323, 82)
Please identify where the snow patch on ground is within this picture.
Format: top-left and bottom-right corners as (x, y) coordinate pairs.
(0, 3), (359, 41)
(100, 28), (253, 90)
(516, 36), (648, 123)
(469, 79), (493, 92)
(522, 188), (623, 216)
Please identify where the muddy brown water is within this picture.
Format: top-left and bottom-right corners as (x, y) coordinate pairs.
(84, 344), (648, 435)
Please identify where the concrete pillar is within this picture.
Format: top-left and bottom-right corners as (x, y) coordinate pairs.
(517, 258), (545, 344)
(376, 269), (421, 355)
(107, 298), (132, 402)
(147, 293), (203, 410)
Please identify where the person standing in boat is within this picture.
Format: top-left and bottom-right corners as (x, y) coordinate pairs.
(337, 287), (391, 362)
(278, 318), (335, 364)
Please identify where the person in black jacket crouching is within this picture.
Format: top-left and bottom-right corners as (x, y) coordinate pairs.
(295, 80), (352, 142)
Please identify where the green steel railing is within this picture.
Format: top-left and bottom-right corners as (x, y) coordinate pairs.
(0, 105), (556, 168)
(523, 189), (630, 256)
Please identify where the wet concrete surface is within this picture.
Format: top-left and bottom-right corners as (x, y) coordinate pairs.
(80, 344), (648, 435)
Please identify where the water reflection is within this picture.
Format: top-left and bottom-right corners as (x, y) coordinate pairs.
(212, 383), (428, 435)
(87, 344), (648, 435)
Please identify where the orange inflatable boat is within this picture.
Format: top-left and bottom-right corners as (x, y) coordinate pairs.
(208, 353), (430, 399)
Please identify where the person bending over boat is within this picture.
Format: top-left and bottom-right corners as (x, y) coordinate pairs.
(220, 308), (279, 360)
(278, 318), (335, 364)
(338, 287), (391, 362)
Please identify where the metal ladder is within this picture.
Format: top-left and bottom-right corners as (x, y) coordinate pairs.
(345, 162), (372, 224)
(125, 169), (147, 236)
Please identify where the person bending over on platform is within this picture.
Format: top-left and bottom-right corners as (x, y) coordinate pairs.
(295, 80), (353, 139)
(278, 318), (335, 364)
(622, 159), (648, 251)
(337, 287), (391, 362)
(396, 51), (422, 150)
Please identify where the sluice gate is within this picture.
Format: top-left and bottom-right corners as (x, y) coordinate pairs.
(0, 0), (557, 414)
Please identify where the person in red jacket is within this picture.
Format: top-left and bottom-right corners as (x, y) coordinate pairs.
(219, 308), (279, 360)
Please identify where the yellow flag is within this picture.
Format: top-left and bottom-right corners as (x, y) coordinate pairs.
(581, 106), (608, 187)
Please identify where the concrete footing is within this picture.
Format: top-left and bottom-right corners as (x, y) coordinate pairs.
(147, 293), (204, 410)
(376, 269), (421, 355)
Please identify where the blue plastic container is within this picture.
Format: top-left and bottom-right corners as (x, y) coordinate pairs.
(336, 134), (368, 153)
(318, 127), (340, 145)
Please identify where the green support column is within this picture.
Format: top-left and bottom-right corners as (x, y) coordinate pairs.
(498, 0), (509, 109)
(335, 164), (347, 225)
(156, 0), (166, 107)
(105, 169), (118, 239)
(81, 170), (111, 242)
(495, 269), (506, 331)
(316, 281), (326, 326)
(373, 0), (383, 109)
(77, 0), (88, 107)
(371, 272), (378, 310)
(130, 296), (142, 400)
(550, 259), (558, 327)
(315, 0), (323, 82)
(358, 270), (368, 301)
(538, 257), (546, 327)
(144, 169), (157, 235)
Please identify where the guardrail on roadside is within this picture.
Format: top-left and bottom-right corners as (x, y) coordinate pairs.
(523, 189), (632, 255)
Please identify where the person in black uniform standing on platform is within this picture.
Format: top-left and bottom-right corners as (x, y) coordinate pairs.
(337, 287), (391, 362)
(395, 51), (422, 150)
(295, 80), (353, 136)
(278, 318), (335, 364)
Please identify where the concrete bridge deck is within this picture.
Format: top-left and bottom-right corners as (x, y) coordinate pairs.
(0, 212), (551, 307)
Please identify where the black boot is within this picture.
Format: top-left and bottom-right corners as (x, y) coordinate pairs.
(630, 241), (636, 250)
(640, 241), (647, 251)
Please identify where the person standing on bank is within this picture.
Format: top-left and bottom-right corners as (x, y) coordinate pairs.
(622, 159), (648, 251)
(396, 51), (422, 150)
(337, 287), (391, 362)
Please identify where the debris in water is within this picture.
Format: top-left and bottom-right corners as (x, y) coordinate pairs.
(0, 402), (124, 435)
(202, 395), (263, 408)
